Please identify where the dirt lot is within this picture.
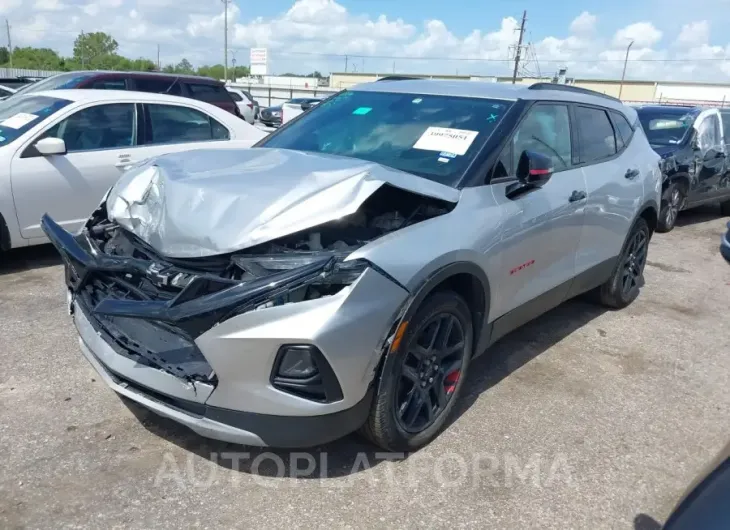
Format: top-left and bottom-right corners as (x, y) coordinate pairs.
(1, 206), (728, 529)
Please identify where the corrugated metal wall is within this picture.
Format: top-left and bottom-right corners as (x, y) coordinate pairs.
(0, 67), (63, 78)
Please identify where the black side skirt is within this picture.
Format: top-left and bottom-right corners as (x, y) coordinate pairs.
(483, 256), (618, 350)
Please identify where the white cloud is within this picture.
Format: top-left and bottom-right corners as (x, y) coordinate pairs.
(676, 21), (710, 48)
(612, 22), (663, 48)
(570, 12), (597, 34)
(1, 0), (730, 82)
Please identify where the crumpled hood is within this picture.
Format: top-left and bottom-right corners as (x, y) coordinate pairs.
(106, 148), (460, 258)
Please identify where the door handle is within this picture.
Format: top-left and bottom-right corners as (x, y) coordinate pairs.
(569, 190), (587, 203)
(625, 168), (640, 179)
(115, 160), (136, 169)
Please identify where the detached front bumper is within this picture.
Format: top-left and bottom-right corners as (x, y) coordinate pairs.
(43, 215), (409, 447)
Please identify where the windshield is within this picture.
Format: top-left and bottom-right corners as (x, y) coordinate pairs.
(637, 108), (696, 147)
(260, 90), (513, 186)
(6, 72), (97, 99)
(0, 96), (72, 147)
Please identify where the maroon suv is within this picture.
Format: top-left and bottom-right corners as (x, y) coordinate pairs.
(8, 71), (242, 117)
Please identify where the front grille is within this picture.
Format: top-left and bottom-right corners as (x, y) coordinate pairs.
(78, 276), (216, 383)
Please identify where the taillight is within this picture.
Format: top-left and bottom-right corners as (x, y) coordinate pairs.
(247, 103), (253, 109)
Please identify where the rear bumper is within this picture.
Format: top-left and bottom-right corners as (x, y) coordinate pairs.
(74, 300), (374, 447)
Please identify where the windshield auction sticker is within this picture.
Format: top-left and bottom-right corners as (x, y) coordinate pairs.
(413, 127), (478, 156)
(0, 112), (38, 129)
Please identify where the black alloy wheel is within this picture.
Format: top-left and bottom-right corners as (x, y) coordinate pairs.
(596, 216), (651, 309)
(361, 290), (473, 451)
(658, 182), (684, 233)
(394, 313), (466, 433)
(620, 228), (648, 297)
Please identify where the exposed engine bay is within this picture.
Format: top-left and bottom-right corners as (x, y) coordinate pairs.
(87, 184), (452, 303)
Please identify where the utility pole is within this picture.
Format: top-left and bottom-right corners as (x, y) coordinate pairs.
(230, 49), (237, 82)
(618, 40), (634, 100)
(222, 0), (229, 82)
(345, 55), (348, 72)
(157, 44), (160, 70)
(5, 19), (11, 69)
(511, 10), (527, 84)
(80, 30), (85, 68)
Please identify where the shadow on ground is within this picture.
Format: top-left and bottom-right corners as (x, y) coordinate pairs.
(633, 514), (662, 530)
(675, 203), (726, 228)
(0, 244), (61, 276)
(124, 297), (607, 479)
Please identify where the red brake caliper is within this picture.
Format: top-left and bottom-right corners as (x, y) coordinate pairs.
(444, 371), (461, 394)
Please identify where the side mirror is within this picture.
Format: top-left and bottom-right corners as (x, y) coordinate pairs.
(516, 150), (553, 187)
(300, 102), (313, 111)
(35, 137), (67, 156)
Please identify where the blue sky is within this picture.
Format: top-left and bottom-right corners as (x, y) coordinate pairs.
(4, 0), (730, 81)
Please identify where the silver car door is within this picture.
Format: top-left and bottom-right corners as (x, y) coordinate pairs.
(488, 102), (587, 320)
(573, 105), (644, 277)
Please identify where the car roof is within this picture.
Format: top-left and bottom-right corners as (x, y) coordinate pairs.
(351, 79), (631, 112)
(635, 105), (701, 113)
(24, 89), (216, 106)
(46, 70), (220, 83)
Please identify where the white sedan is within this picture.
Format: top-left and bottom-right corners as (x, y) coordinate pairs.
(0, 89), (266, 251)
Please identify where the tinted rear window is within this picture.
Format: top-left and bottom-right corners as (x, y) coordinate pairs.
(89, 77), (127, 90)
(576, 106), (617, 163)
(187, 83), (232, 103)
(135, 77), (182, 96)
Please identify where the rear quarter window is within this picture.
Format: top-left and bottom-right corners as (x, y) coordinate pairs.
(134, 77), (182, 96)
(186, 83), (233, 103)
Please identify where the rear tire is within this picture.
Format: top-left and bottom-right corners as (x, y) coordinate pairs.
(597, 217), (650, 309)
(362, 290), (473, 452)
(657, 182), (684, 233)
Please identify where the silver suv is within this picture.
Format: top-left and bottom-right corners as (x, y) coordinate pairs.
(43, 80), (661, 451)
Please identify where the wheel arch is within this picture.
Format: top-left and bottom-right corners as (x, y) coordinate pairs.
(386, 262), (491, 361)
(637, 199), (659, 236)
(664, 172), (691, 195)
(0, 211), (10, 252)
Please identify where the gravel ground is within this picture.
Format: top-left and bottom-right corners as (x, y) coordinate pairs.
(1, 205), (728, 529)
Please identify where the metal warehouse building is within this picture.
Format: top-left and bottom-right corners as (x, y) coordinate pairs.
(329, 72), (730, 106)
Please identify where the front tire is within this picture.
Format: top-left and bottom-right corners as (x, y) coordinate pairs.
(597, 217), (650, 309)
(362, 290), (473, 451)
(657, 182), (684, 233)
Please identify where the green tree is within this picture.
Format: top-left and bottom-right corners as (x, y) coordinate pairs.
(73, 31), (119, 67)
(8, 47), (65, 70)
(175, 58), (194, 74)
(0, 46), (9, 65)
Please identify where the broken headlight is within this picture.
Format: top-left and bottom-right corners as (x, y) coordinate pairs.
(231, 254), (369, 285)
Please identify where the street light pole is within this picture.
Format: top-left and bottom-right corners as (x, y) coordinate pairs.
(618, 40), (634, 100)
(222, 0), (229, 82)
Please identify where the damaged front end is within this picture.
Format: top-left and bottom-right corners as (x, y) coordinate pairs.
(42, 184), (453, 389)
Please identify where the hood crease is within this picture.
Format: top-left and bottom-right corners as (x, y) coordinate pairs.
(106, 148), (460, 258)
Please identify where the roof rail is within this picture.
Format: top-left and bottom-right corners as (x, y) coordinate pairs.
(375, 75), (420, 82)
(528, 83), (622, 103)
